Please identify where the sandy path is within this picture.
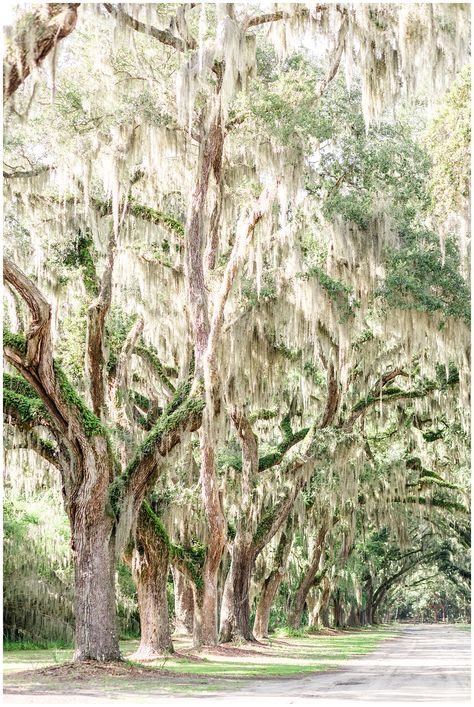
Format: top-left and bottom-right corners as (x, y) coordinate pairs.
(234, 624), (471, 704)
(3, 624), (471, 706)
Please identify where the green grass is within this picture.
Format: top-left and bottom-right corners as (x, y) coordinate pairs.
(3, 627), (399, 695)
(454, 623), (471, 633)
(3, 639), (71, 651)
(131, 626), (399, 679)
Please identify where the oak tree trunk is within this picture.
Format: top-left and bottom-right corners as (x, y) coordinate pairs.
(219, 540), (256, 642)
(130, 508), (173, 659)
(332, 591), (345, 628)
(311, 576), (332, 628)
(254, 526), (292, 638)
(193, 561), (220, 646)
(253, 569), (283, 639)
(172, 567), (194, 636)
(72, 514), (120, 662)
(288, 524), (328, 629)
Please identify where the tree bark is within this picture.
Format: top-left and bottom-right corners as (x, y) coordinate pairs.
(253, 527), (292, 639)
(219, 480), (306, 643)
(332, 590), (345, 628)
(253, 570), (281, 640)
(219, 539), (256, 642)
(288, 523), (328, 629)
(172, 567), (194, 636)
(219, 412), (308, 644)
(73, 512), (120, 661)
(347, 605), (361, 627)
(308, 575), (332, 628)
(193, 559), (221, 646)
(129, 506), (173, 659)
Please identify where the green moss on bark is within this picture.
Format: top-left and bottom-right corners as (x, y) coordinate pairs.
(94, 197), (185, 237)
(134, 343), (176, 392)
(63, 231), (99, 297)
(3, 330), (27, 355)
(53, 361), (106, 438)
(143, 501), (205, 591)
(253, 508), (275, 546)
(259, 426), (309, 471)
(108, 388), (204, 517)
(3, 373), (38, 399)
(3, 388), (48, 424)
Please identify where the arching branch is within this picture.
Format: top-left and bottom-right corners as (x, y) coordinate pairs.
(103, 4), (187, 51)
(319, 361), (340, 428)
(134, 343), (176, 396)
(251, 467), (308, 556)
(86, 228), (116, 418)
(344, 367), (411, 429)
(3, 165), (53, 179)
(110, 387), (204, 555)
(4, 256), (52, 371)
(314, 9), (348, 100)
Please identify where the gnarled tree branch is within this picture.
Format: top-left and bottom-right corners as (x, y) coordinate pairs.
(4, 4), (80, 100)
(103, 4), (187, 51)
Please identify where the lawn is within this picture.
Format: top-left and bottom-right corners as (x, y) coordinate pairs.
(3, 626), (399, 699)
(453, 623), (472, 633)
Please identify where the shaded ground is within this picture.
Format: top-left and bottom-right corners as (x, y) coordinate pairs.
(3, 624), (470, 705)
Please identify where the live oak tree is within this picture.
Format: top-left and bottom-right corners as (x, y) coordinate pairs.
(3, 2), (470, 657)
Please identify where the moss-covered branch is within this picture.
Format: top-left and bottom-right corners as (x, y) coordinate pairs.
(3, 330), (27, 356)
(3, 387), (50, 426)
(5, 323), (108, 441)
(109, 382), (204, 526)
(134, 343), (176, 394)
(395, 495), (469, 514)
(53, 362), (107, 438)
(405, 467), (463, 492)
(63, 231), (99, 297)
(224, 421), (309, 473)
(346, 375), (435, 429)
(3, 372), (39, 399)
(258, 426), (309, 471)
(248, 408), (278, 423)
(94, 197), (184, 238)
(251, 474), (306, 555)
(141, 500), (205, 591)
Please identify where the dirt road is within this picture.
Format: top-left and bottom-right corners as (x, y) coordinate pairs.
(4, 624), (471, 706)
(234, 624), (471, 704)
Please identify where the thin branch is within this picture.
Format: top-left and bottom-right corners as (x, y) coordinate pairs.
(344, 368), (410, 429)
(230, 407), (259, 515)
(314, 9), (348, 100)
(86, 228), (116, 418)
(103, 4), (186, 52)
(3, 165), (53, 179)
(205, 182), (277, 396)
(251, 464), (308, 556)
(319, 361), (340, 428)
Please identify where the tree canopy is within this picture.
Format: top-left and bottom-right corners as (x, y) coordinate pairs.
(3, 2), (470, 660)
